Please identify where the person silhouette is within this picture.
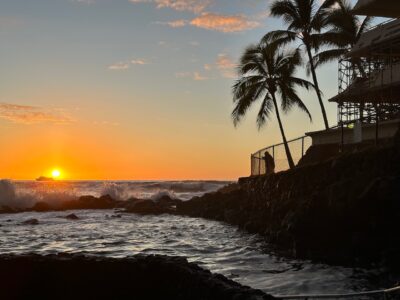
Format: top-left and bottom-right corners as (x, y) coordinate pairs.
(263, 151), (275, 175)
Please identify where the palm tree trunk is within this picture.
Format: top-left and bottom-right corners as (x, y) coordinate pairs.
(271, 93), (295, 169)
(306, 44), (329, 130)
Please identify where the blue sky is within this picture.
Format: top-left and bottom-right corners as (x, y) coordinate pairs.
(0, 0), (361, 179)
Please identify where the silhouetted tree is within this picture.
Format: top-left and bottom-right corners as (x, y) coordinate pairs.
(232, 43), (314, 169)
(263, 0), (340, 130)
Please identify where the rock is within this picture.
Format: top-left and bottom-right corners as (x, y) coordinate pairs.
(32, 202), (52, 212)
(0, 254), (275, 299)
(22, 218), (39, 225)
(178, 142), (400, 267)
(62, 194), (117, 210)
(126, 199), (163, 215)
(65, 213), (79, 220)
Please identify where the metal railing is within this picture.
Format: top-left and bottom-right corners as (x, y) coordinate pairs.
(251, 135), (312, 176)
(274, 285), (400, 299)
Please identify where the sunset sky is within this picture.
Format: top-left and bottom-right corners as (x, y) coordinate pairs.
(0, 0), (357, 180)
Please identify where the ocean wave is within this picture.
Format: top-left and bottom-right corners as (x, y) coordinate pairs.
(0, 179), (230, 209)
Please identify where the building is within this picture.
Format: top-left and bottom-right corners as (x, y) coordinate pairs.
(251, 0), (400, 175)
(352, 0), (400, 18)
(306, 1), (400, 148)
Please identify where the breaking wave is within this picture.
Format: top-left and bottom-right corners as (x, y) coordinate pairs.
(0, 179), (231, 209)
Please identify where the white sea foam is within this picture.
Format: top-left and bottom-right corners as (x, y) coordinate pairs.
(0, 179), (231, 209)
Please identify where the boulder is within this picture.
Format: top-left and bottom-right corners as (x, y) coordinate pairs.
(32, 202), (52, 212)
(126, 199), (163, 215)
(65, 213), (79, 220)
(22, 218), (39, 225)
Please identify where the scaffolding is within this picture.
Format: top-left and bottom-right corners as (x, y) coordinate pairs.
(331, 19), (400, 126)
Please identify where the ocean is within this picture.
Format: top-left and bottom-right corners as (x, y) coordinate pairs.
(0, 180), (379, 296)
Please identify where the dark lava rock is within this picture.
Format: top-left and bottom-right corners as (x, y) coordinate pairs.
(177, 139), (400, 267)
(65, 213), (79, 220)
(62, 194), (117, 210)
(32, 201), (52, 212)
(0, 254), (275, 300)
(125, 196), (182, 215)
(126, 199), (163, 215)
(22, 218), (39, 225)
(0, 206), (18, 214)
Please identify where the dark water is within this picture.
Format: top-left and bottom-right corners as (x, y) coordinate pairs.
(0, 180), (382, 297)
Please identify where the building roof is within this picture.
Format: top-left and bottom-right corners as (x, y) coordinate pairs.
(347, 19), (400, 58)
(329, 62), (400, 104)
(353, 0), (400, 18)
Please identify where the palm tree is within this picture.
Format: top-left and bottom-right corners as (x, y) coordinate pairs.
(311, 1), (373, 75)
(311, 1), (373, 120)
(263, 0), (340, 130)
(232, 43), (314, 169)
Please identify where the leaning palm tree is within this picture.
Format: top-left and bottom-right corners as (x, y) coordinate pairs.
(263, 0), (340, 130)
(311, 1), (373, 75)
(232, 43), (314, 169)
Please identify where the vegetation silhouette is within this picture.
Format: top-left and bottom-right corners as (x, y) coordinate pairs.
(263, 0), (341, 130)
(232, 43), (314, 169)
(311, 0), (373, 78)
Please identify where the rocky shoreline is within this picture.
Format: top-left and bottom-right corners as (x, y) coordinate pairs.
(1, 135), (399, 268)
(0, 253), (274, 300)
(178, 139), (400, 267)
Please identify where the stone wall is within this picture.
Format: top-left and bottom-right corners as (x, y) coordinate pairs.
(178, 139), (400, 266)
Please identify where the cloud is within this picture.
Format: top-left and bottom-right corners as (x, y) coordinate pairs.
(108, 58), (150, 70)
(108, 62), (130, 70)
(0, 103), (75, 125)
(130, 0), (212, 13)
(158, 13), (260, 33)
(190, 13), (260, 33)
(203, 54), (237, 79)
(216, 53), (237, 78)
(193, 72), (208, 80)
(175, 71), (208, 80)
(131, 59), (149, 65)
(168, 20), (187, 28)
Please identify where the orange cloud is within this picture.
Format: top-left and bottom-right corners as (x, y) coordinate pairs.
(130, 0), (212, 13)
(0, 103), (75, 125)
(190, 13), (260, 33)
(216, 53), (237, 78)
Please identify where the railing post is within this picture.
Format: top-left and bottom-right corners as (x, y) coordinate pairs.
(250, 155), (253, 176)
(272, 146), (275, 160)
(340, 121), (344, 153)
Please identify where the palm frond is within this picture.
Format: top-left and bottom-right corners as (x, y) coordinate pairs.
(256, 94), (274, 129)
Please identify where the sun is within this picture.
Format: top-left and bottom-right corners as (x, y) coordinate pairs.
(51, 169), (61, 179)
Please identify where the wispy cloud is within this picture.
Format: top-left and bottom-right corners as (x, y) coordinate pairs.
(158, 13), (260, 33)
(108, 62), (131, 70)
(108, 58), (150, 71)
(0, 103), (75, 125)
(130, 0), (212, 13)
(216, 53), (237, 78)
(202, 53), (237, 79)
(190, 13), (260, 33)
(175, 71), (208, 81)
(131, 59), (150, 65)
